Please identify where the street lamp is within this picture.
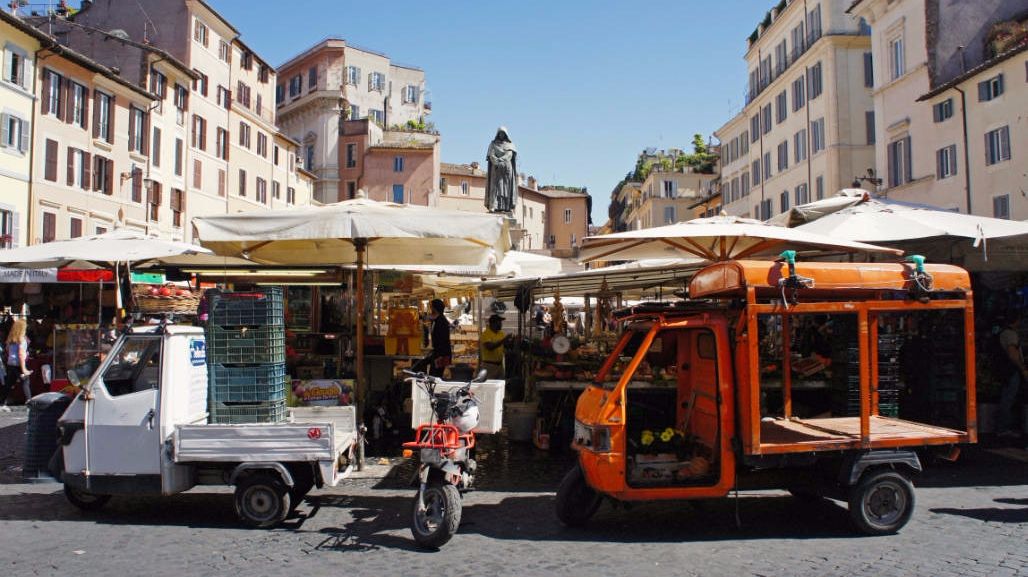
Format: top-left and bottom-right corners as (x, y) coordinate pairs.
(852, 168), (883, 191)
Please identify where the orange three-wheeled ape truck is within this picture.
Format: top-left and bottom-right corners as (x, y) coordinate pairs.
(556, 256), (976, 535)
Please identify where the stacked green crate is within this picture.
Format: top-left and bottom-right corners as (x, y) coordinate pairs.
(205, 288), (287, 424)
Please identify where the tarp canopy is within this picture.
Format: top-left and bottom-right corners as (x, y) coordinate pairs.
(193, 197), (510, 268)
(480, 259), (704, 300)
(766, 189), (870, 227)
(495, 250), (565, 278)
(0, 228), (211, 268)
(579, 214), (903, 263)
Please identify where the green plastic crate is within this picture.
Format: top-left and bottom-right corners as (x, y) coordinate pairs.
(209, 399), (287, 424)
(206, 325), (285, 365)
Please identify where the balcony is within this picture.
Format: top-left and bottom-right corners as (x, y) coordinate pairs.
(745, 29), (823, 105)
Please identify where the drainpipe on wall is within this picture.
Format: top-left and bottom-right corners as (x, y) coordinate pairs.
(954, 86), (972, 214)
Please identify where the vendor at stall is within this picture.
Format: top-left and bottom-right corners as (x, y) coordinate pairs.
(480, 313), (510, 379)
(426, 298), (452, 378)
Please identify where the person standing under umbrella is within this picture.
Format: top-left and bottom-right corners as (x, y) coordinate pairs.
(424, 299), (452, 378)
(2, 319), (31, 409)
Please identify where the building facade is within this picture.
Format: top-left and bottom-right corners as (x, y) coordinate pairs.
(622, 169), (712, 230)
(716, 0), (875, 220)
(0, 12), (42, 248)
(276, 38), (430, 204)
(849, 0), (1027, 220)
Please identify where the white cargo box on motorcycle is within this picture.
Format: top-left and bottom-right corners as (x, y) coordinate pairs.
(411, 379), (505, 434)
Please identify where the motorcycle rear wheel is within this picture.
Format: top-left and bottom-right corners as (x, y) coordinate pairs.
(411, 481), (462, 549)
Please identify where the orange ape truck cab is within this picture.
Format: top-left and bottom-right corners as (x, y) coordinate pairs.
(555, 257), (976, 535)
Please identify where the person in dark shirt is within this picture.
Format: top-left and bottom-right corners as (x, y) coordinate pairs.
(427, 299), (452, 378)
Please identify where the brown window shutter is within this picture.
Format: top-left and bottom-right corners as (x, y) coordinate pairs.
(67, 147), (75, 185)
(107, 96), (116, 144)
(62, 81), (72, 124)
(91, 155), (100, 191)
(44, 139), (58, 182)
(81, 87), (90, 130)
(105, 159), (113, 194)
(41, 71), (51, 115)
(128, 107), (136, 151)
(193, 158), (202, 189)
(217, 168), (225, 196)
(82, 152), (91, 190)
(141, 110), (150, 155)
(132, 166), (142, 202)
(92, 91), (100, 138)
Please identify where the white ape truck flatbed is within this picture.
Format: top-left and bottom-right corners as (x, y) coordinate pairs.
(52, 325), (358, 527)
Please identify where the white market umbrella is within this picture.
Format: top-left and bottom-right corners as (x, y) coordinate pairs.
(0, 228), (211, 268)
(193, 196), (511, 409)
(766, 189), (870, 227)
(579, 214), (902, 263)
(496, 250), (564, 277)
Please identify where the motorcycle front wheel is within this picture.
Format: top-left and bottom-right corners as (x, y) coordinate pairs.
(411, 481), (462, 549)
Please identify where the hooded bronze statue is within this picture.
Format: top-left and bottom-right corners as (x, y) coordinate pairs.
(485, 126), (517, 213)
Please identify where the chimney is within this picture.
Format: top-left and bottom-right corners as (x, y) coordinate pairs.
(470, 161), (479, 170)
(527, 176), (537, 189)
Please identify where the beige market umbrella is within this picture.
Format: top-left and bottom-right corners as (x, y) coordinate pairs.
(193, 197), (511, 411)
(579, 214), (902, 263)
(0, 228), (211, 268)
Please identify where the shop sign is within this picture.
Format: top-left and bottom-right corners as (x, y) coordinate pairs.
(130, 272), (166, 284)
(292, 379), (354, 406)
(0, 267), (58, 283)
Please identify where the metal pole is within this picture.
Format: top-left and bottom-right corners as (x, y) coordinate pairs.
(354, 239), (367, 470)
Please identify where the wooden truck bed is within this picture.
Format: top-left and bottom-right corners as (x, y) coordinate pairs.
(757, 416), (967, 454)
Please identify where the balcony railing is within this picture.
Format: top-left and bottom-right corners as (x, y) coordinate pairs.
(745, 28), (824, 105)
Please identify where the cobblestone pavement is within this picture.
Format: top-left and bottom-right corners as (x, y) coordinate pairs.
(1, 410), (1026, 577)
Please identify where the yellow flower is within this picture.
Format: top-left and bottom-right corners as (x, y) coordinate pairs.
(640, 430), (654, 446)
(660, 430), (673, 442)
(664, 427), (675, 436)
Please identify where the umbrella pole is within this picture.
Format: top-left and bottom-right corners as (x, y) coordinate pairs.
(354, 239), (367, 470)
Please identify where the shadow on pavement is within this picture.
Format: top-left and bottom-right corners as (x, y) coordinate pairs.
(931, 496), (1028, 524)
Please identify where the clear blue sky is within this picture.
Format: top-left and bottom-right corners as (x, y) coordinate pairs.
(206, 1), (771, 224)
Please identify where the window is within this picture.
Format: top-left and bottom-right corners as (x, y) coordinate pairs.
(70, 82), (87, 127)
(392, 184), (404, 203)
(273, 145), (280, 166)
(93, 155), (112, 194)
(889, 36), (905, 80)
(147, 181), (161, 221)
(256, 177), (267, 204)
(276, 84), (284, 104)
(978, 74), (1004, 101)
(775, 90), (787, 123)
(66, 147), (87, 189)
(933, 98), (953, 122)
(662, 180), (675, 198)
(780, 190), (790, 213)
(95, 91), (112, 142)
(564, 208), (573, 224)
(257, 132), (268, 157)
(0, 208), (13, 248)
(255, 94), (262, 116)
(129, 107), (147, 153)
(289, 75), (301, 97)
(760, 198), (772, 221)
(44, 70), (63, 118)
(761, 103), (772, 135)
(5, 46), (26, 87)
(369, 109), (384, 125)
(866, 110), (876, 145)
(193, 158), (202, 190)
(307, 66), (317, 89)
(100, 336), (162, 397)
(794, 129), (807, 162)
(241, 50), (253, 71)
(741, 172), (750, 197)
(791, 22), (806, 60)
(750, 114), (760, 142)
(863, 52), (873, 88)
(984, 126), (1011, 165)
(174, 84), (188, 125)
(807, 62), (823, 99)
(795, 183), (809, 206)
(0, 113), (28, 152)
(664, 206), (676, 224)
(752, 159), (761, 185)
(238, 169), (247, 196)
(305, 144), (314, 170)
(218, 40), (230, 62)
(936, 144), (958, 179)
(815, 175), (824, 200)
(792, 77), (805, 111)
(775, 40), (787, 76)
(217, 85), (230, 108)
(215, 127), (229, 160)
(174, 138), (183, 177)
(272, 181), (281, 200)
(730, 178), (739, 202)
(346, 66), (361, 86)
(42, 212), (56, 243)
(811, 117), (825, 154)
(887, 136), (912, 187)
(369, 72), (385, 92)
(287, 186), (296, 204)
(191, 115), (206, 150)
(403, 85), (419, 104)
(237, 81), (252, 108)
(993, 195), (1010, 219)
(763, 152), (772, 180)
(740, 132), (749, 155)
(259, 65), (269, 84)
(149, 69), (167, 104)
(349, 104), (360, 120)
(171, 189), (184, 227)
(461, 181), (469, 195)
(194, 18), (209, 47)
(394, 156), (404, 172)
(346, 143), (357, 168)
(807, 4), (822, 42)
(152, 127), (161, 167)
(44, 139), (58, 182)
(193, 70), (208, 97)
(238, 121), (251, 149)
(131, 166), (142, 203)
(777, 141), (788, 171)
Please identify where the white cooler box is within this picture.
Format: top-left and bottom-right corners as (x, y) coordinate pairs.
(411, 380), (505, 434)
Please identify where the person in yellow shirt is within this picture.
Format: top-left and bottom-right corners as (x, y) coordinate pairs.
(480, 314), (510, 379)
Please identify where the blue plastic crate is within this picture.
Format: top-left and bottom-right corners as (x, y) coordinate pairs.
(209, 363), (287, 403)
(209, 399), (287, 424)
(207, 288), (284, 327)
(206, 325), (285, 364)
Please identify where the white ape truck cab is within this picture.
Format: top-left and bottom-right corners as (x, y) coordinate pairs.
(52, 325), (358, 527)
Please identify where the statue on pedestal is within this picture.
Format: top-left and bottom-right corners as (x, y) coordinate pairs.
(485, 127), (517, 213)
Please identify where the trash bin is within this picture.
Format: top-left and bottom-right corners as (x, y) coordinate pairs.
(505, 401), (537, 442)
(23, 392), (71, 483)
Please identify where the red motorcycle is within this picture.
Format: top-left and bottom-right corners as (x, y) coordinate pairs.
(402, 369), (484, 548)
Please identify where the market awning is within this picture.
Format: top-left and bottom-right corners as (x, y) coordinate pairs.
(480, 259), (705, 300)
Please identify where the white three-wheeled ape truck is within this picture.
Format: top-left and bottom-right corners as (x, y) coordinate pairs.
(48, 325), (358, 527)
